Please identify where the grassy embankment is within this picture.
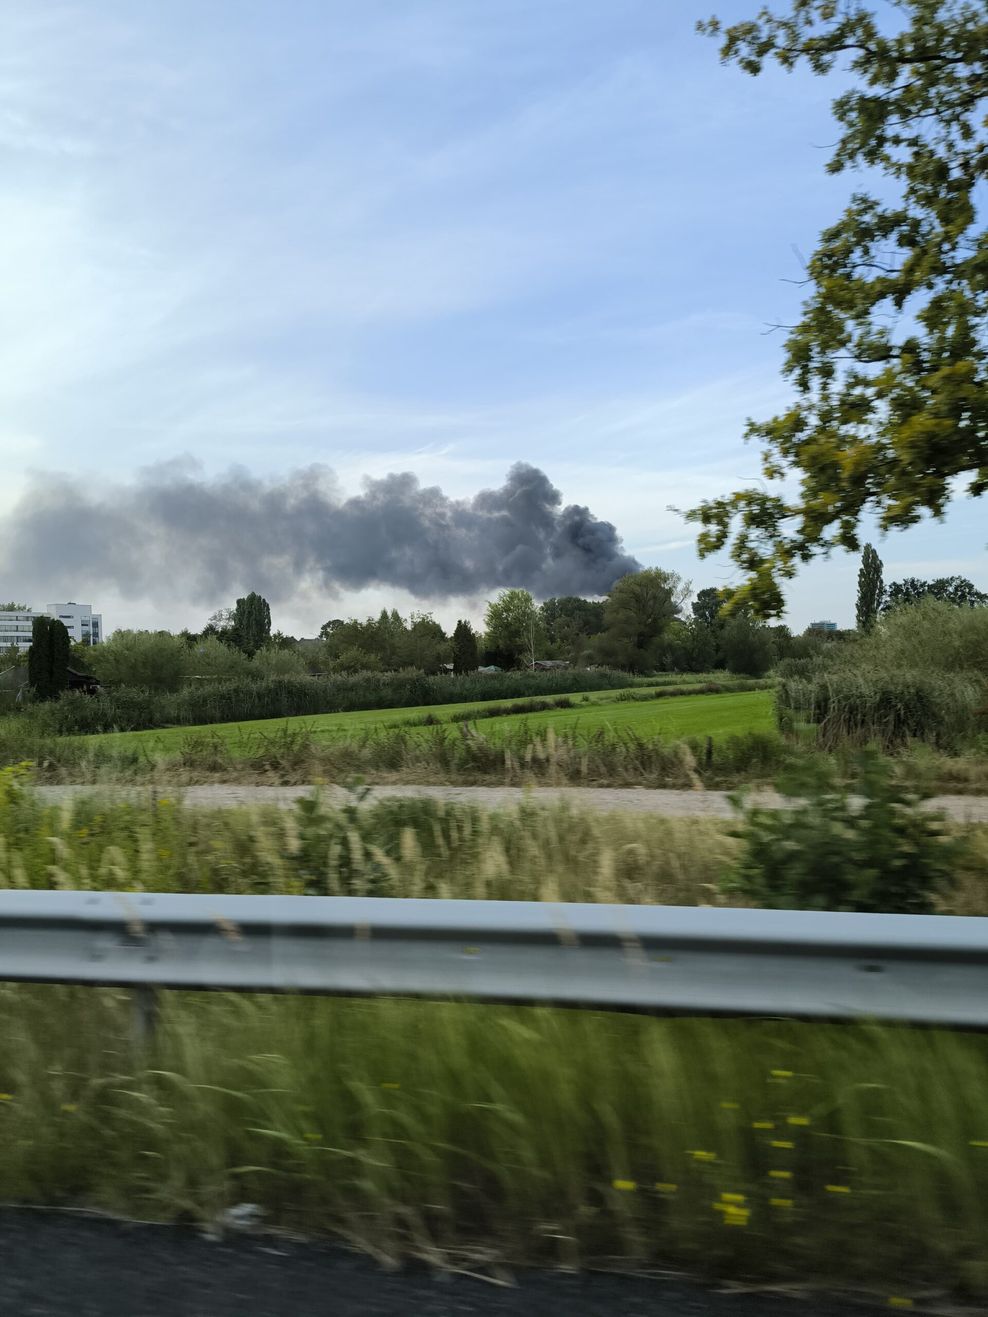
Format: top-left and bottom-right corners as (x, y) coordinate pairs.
(2, 782), (988, 1300)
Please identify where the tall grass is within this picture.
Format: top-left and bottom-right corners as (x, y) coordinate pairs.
(777, 670), (982, 751)
(2, 774), (988, 1293)
(0, 714), (792, 790)
(2, 987), (988, 1298)
(2, 772), (987, 913)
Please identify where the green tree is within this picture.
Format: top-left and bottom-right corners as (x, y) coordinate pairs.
(401, 613), (450, 673)
(251, 645), (309, 679)
(27, 616), (70, 701)
(185, 635), (252, 680)
(232, 593), (272, 656)
(87, 630), (188, 692)
(688, 1), (987, 615)
(691, 587), (727, 630)
(720, 612), (775, 677)
(538, 596), (606, 662)
(592, 569), (689, 671)
(451, 620), (480, 675)
(883, 574), (988, 612)
(483, 589), (543, 668)
(855, 543), (885, 631)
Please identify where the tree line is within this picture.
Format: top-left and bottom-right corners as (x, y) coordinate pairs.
(7, 559), (987, 701)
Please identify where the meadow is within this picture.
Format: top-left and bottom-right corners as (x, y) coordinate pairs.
(83, 685), (775, 758)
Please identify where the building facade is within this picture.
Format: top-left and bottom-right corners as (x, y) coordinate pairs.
(0, 602), (103, 653)
(45, 602), (102, 645)
(0, 610), (39, 653)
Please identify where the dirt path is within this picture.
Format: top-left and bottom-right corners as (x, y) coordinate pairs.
(34, 783), (988, 823)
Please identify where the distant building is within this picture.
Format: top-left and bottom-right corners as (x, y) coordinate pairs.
(0, 610), (39, 653)
(45, 602), (102, 645)
(808, 620), (838, 633)
(0, 601), (103, 652)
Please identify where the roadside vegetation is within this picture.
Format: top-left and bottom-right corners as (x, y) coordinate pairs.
(2, 770), (988, 1299)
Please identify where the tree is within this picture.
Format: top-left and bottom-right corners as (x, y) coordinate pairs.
(401, 613), (450, 673)
(232, 593), (271, 656)
(451, 620), (480, 675)
(592, 569), (689, 671)
(691, 587), (728, 630)
(201, 608), (236, 642)
(883, 574), (988, 612)
(538, 596), (606, 662)
(0, 602), (29, 611)
(687, 1), (987, 615)
(720, 613), (775, 677)
(856, 544), (885, 631)
(27, 616), (70, 701)
(483, 590), (543, 669)
(87, 630), (188, 692)
(185, 635), (252, 680)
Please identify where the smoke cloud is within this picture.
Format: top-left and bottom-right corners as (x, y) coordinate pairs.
(2, 460), (640, 606)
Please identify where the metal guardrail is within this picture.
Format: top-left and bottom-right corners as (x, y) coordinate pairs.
(1, 891), (988, 1028)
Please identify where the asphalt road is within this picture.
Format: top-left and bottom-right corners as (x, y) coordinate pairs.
(34, 782), (988, 822)
(0, 1211), (898, 1317)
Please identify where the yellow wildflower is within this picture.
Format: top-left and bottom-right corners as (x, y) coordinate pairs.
(612, 1179), (636, 1192)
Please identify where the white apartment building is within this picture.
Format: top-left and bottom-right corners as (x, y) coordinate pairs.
(0, 602), (103, 653)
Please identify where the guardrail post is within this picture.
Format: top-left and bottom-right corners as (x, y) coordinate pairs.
(131, 986), (159, 1050)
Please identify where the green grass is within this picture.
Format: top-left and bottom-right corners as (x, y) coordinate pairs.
(3, 776), (988, 1296)
(3, 987), (988, 1299)
(84, 688), (775, 758)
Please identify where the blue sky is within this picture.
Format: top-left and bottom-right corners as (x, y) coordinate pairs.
(0, 0), (983, 636)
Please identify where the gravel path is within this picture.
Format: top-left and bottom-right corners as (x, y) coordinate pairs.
(34, 782), (988, 823)
(0, 1211), (896, 1317)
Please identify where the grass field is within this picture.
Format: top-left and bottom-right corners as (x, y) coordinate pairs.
(85, 687), (775, 758)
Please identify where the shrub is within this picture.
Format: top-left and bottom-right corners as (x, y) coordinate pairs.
(87, 630), (189, 692)
(724, 752), (962, 913)
(776, 669), (981, 751)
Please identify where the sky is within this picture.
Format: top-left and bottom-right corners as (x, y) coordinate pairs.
(0, 0), (983, 637)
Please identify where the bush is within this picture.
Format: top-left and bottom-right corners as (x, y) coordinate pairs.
(87, 630), (188, 692)
(849, 597), (988, 679)
(724, 752), (961, 913)
(777, 670), (981, 751)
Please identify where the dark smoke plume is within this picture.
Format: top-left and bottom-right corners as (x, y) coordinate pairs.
(2, 460), (640, 604)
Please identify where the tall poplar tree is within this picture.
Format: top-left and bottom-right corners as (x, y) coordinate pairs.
(856, 544), (885, 631)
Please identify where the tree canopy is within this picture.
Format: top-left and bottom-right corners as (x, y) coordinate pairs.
(483, 589), (543, 668)
(688, 1), (987, 615)
(592, 569), (689, 671)
(883, 573), (988, 610)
